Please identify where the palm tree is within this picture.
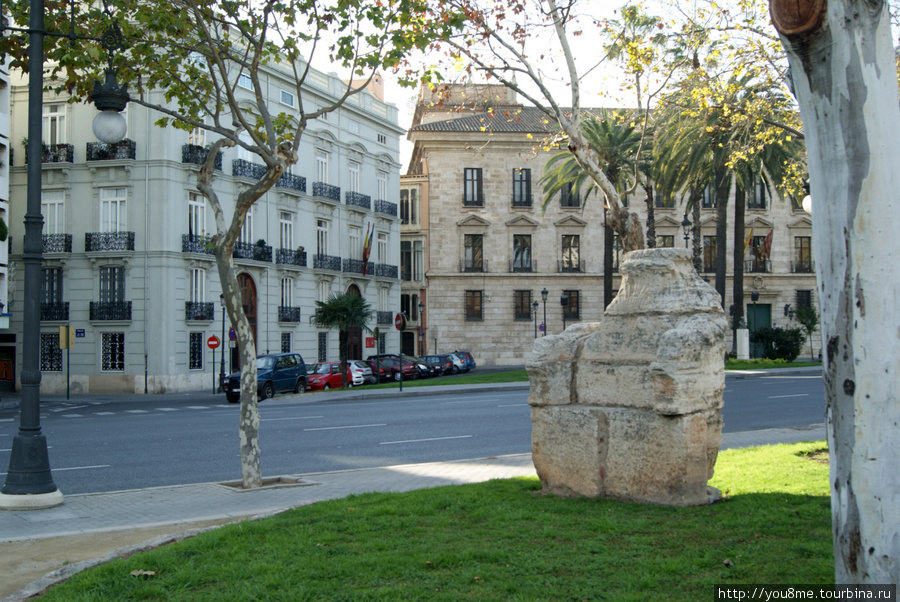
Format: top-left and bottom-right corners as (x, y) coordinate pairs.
(541, 110), (643, 307)
(313, 292), (374, 389)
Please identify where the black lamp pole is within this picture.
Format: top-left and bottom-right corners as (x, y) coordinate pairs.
(532, 300), (539, 338)
(681, 213), (692, 248)
(540, 288), (548, 337)
(418, 301), (425, 355)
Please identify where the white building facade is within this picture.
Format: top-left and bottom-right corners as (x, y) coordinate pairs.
(4, 65), (403, 394)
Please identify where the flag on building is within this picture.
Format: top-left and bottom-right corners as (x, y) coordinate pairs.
(760, 229), (773, 259)
(361, 223), (373, 275)
(743, 227), (753, 256)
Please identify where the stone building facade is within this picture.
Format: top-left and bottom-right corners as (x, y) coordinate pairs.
(4, 65), (404, 394)
(407, 84), (817, 366)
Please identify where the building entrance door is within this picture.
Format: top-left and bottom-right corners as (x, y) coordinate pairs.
(747, 303), (771, 359)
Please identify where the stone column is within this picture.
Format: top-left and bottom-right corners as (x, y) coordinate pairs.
(527, 248), (725, 506)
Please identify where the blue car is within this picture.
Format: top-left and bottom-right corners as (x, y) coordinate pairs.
(223, 352), (308, 403)
(453, 350), (476, 372)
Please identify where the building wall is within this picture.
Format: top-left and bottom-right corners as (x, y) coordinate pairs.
(6, 63), (404, 394)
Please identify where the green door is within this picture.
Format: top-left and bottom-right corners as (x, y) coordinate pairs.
(747, 303), (772, 358)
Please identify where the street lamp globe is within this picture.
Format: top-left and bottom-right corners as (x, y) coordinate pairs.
(92, 110), (127, 143)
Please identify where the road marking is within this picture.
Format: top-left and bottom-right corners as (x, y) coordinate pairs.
(0, 464), (110, 476)
(125, 410), (148, 414)
(0, 419), (14, 423)
(62, 414), (83, 418)
(261, 415), (324, 422)
(768, 394), (810, 399)
(186, 406), (211, 410)
(380, 435), (473, 445)
(498, 403), (528, 407)
(303, 423), (386, 432)
(156, 408), (179, 412)
(95, 412), (115, 416)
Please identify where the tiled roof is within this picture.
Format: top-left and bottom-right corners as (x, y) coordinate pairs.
(409, 107), (563, 134)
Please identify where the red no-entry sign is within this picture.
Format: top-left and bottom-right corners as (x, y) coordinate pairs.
(394, 313), (406, 330)
(207, 335), (221, 349)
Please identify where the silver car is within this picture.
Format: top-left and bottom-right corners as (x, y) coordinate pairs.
(348, 360), (376, 385)
(445, 353), (467, 374)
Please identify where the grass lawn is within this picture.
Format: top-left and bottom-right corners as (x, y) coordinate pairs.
(41, 441), (832, 601)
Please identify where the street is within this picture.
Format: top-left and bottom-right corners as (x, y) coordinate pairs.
(0, 373), (825, 495)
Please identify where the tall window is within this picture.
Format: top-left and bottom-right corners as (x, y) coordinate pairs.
(400, 241), (412, 281)
(749, 180), (767, 209)
(188, 192), (205, 239)
(562, 290), (581, 320)
(239, 206), (254, 244)
(41, 190), (65, 235)
(101, 332), (125, 371)
(376, 232), (387, 264)
(703, 236), (717, 272)
(42, 267), (64, 304)
(317, 332), (328, 362)
(559, 182), (579, 208)
(349, 226), (362, 260)
(796, 289), (813, 310)
(281, 277), (293, 307)
(279, 211), (294, 249)
(514, 290), (532, 320)
(379, 287), (390, 313)
(280, 89), (295, 107)
(463, 168), (483, 206)
(281, 332), (292, 353)
(465, 290), (483, 321)
(512, 168), (532, 207)
(794, 236), (812, 272)
(656, 235), (675, 248)
(377, 171), (388, 201)
(701, 183), (716, 208)
(40, 333), (63, 372)
(190, 268), (205, 303)
(512, 234), (532, 272)
(189, 332), (203, 370)
(401, 187), (419, 224)
(317, 280), (330, 303)
(188, 119), (206, 146)
(42, 103), (65, 145)
(464, 234), (483, 272)
(348, 161), (360, 193)
(316, 150), (330, 183)
(413, 241), (424, 281)
(316, 219), (329, 255)
(100, 188), (127, 233)
(99, 266), (126, 303)
(561, 235), (580, 272)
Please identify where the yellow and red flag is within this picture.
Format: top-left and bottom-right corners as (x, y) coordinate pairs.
(361, 223), (373, 275)
(743, 227), (753, 256)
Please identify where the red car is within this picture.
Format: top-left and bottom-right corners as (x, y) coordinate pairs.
(306, 362), (355, 391)
(378, 357), (418, 382)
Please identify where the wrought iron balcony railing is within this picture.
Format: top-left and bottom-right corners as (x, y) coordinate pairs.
(345, 191), (371, 210)
(374, 199), (398, 217)
(233, 241), (272, 262)
(558, 260), (584, 273)
(86, 139), (136, 161)
(313, 253), (342, 271)
(40, 302), (69, 321)
(278, 306), (302, 323)
(275, 248), (307, 267)
(374, 263), (399, 279)
(791, 260), (815, 273)
(343, 258), (368, 275)
(182, 144), (222, 170)
(185, 301), (215, 321)
(312, 182), (341, 202)
(182, 234), (215, 255)
(276, 173), (306, 192)
(745, 259), (772, 273)
(377, 311), (393, 325)
(460, 260), (487, 273)
(85, 231), (135, 252)
(510, 260), (537, 273)
(232, 159), (267, 180)
(90, 301), (132, 321)
(25, 143), (74, 164)
(42, 234), (72, 253)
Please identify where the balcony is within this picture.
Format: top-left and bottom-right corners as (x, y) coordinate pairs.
(85, 231), (135, 252)
(558, 260), (584, 273)
(377, 311), (393, 325)
(312, 182), (341, 202)
(343, 257), (368, 275)
(374, 199), (398, 217)
(278, 306), (302, 323)
(86, 139), (136, 161)
(460, 260), (488, 273)
(791, 260), (815, 273)
(233, 241), (272, 262)
(182, 234), (215, 255)
(276, 173), (306, 192)
(345, 191), (371, 211)
(40, 302), (69, 321)
(510, 260), (537, 273)
(90, 301), (132, 321)
(313, 253), (342, 271)
(374, 263), (399, 279)
(232, 159), (267, 180)
(25, 143), (74, 164)
(185, 301), (215, 321)
(275, 248), (307, 267)
(745, 259), (772, 273)
(182, 144), (222, 170)
(43, 234), (72, 253)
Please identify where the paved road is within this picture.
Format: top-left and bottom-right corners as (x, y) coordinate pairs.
(0, 372), (824, 495)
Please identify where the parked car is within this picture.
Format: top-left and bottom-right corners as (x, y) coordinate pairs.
(348, 360), (376, 385)
(453, 350), (477, 372)
(442, 353), (466, 375)
(420, 355), (451, 376)
(306, 362), (360, 391)
(364, 358), (392, 383)
(366, 353), (433, 379)
(379, 356), (419, 381)
(223, 352), (307, 403)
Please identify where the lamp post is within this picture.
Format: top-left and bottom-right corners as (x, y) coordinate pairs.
(681, 213), (692, 248)
(532, 300), (539, 338)
(219, 294), (226, 392)
(418, 301), (425, 355)
(541, 288), (548, 337)
(0, 3), (129, 509)
(560, 293), (569, 333)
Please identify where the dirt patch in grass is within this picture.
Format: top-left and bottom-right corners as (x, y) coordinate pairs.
(800, 449), (830, 465)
